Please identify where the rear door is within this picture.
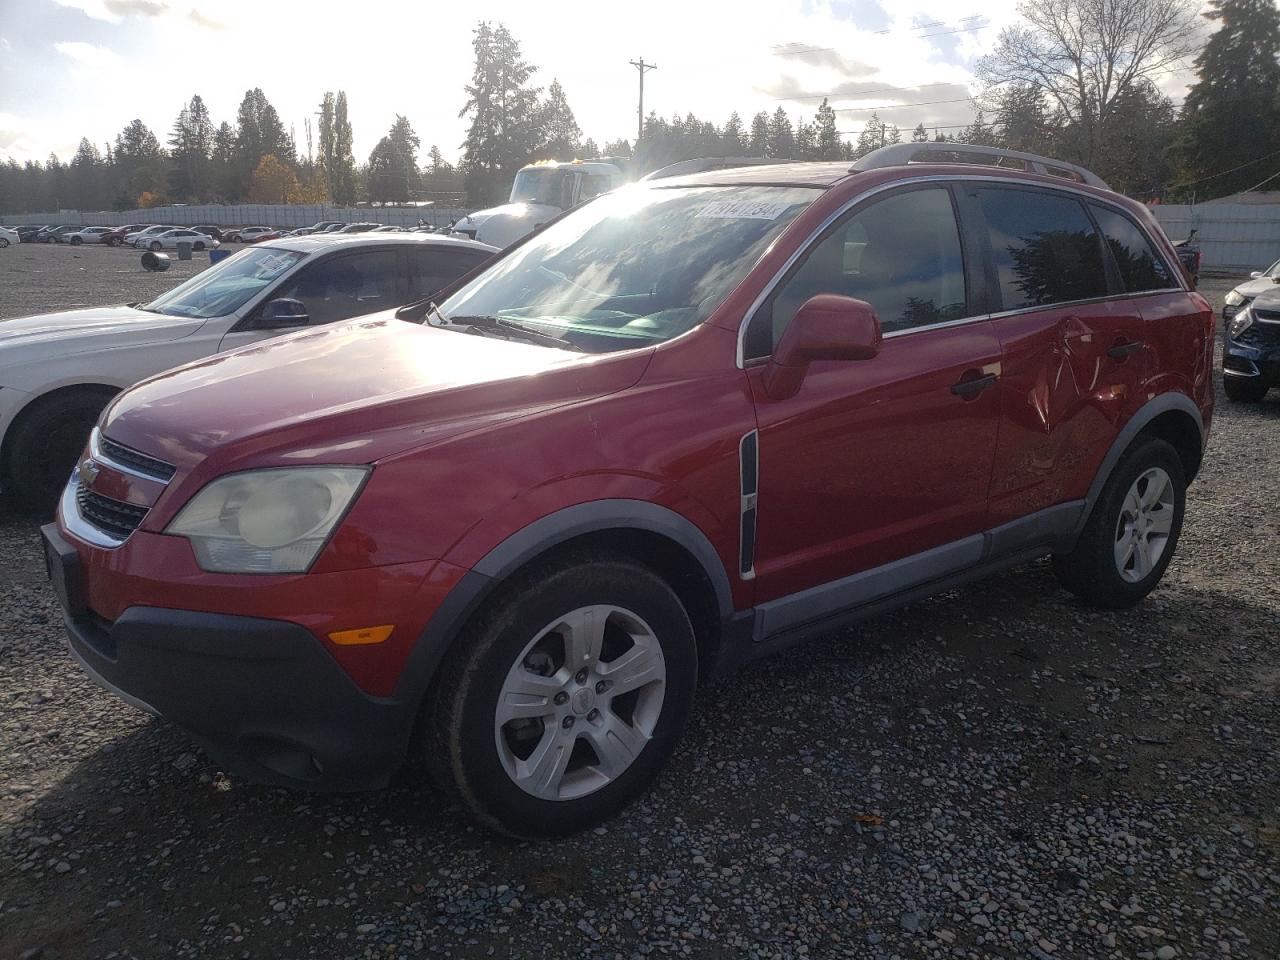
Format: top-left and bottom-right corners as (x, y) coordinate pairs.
(744, 184), (1003, 604)
(969, 184), (1148, 525)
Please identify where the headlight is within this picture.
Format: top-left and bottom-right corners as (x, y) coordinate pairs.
(1224, 290), (1245, 307)
(1228, 305), (1254, 340)
(166, 467), (368, 573)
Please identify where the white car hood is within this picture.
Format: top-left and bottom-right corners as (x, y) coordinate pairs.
(1234, 276), (1280, 300)
(454, 202), (561, 246)
(0, 305), (204, 355)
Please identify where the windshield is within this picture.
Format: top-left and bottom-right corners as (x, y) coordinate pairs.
(143, 246), (305, 319)
(509, 168), (570, 207)
(439, 184), (818, 353)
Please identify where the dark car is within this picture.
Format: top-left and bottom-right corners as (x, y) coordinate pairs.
(101, 224), (152, 247)
(1222, 285), (1280, 402)
(44, 144), (1213, 837)
(15, 225), (47, 242)
(37, 225), (75, 243)
(191, 224), (224, 242)
(337, 222), (380, 233)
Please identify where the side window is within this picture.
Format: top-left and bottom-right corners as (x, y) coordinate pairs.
(271, 250), (399, 326)
(404, 248), (490, 301)
(1089, 205), (1173, 292)
(974, 188), (1107, 310)
(748, 187), (968, 357)
(579, 174), (612, 202)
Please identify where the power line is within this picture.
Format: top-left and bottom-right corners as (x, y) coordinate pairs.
(1175, 147), (1280, 187)
(1239, 166), (1280, 194)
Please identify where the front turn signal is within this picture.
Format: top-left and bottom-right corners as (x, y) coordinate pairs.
(328, 625), (395, 646)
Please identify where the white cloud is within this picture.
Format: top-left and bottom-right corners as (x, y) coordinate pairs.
(52, 0), (168, 22)
(53, 41), (121, 66)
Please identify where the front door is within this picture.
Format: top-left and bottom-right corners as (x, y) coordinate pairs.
(743, 185), (1002, 606)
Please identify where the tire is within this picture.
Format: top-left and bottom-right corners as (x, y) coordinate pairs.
(149, 241), (162, 252)
(1052, 436), (1186, 610)
(1223, 376), (1269, 403)
(107, 237), (119, 247)
(3, 389), (115, 506)
(0, 237), (8, 248)
(426, 554), (698, 837)
(70, 236), (82, 245)
(193, 241), (205, 251)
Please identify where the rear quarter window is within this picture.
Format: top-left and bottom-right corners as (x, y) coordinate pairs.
(1089, 205), (1174, 293)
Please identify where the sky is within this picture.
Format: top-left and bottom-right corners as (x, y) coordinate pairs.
(0, 0), (1203, 168)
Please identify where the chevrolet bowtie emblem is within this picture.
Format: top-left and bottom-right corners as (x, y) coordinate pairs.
(80, 458), (101, 485)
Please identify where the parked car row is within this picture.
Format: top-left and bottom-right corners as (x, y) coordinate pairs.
(19, 144), (1229, 839)
(0, 221), (440, 248)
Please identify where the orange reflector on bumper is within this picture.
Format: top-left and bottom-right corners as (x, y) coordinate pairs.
(328, 625), (395, 646)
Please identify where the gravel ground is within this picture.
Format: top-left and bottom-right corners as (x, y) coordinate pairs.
(0, 264), (1276, 960)
(0, 241), (242, 320)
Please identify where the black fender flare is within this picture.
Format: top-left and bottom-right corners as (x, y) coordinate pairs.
(391, 499), (733, 705)
(1072, 391), (1205, 540)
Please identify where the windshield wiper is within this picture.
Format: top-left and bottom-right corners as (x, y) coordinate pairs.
(434, 313), (586, 352)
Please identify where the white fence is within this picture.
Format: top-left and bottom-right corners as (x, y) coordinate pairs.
(14, 203), (471, 230)
(1152, 203), (1280, 273)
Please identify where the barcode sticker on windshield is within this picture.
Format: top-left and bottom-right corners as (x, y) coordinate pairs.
(697, 200), (793, 220)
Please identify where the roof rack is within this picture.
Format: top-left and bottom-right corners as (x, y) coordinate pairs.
(850, 143), (1109, 190)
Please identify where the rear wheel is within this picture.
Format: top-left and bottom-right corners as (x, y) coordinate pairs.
(1223, 376), (1269, 403)
(0, 237), (8, 248)
(70, 236), (82, 245)
(3, 390), (114, 506)
(192, 241), (205, 251)
(1052, 436), (1185, 609)
(427, 555), (697, 837)
(149, 240), (162, 252)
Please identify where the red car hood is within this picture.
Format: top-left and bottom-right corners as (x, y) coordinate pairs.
(102, 313), (652, 477)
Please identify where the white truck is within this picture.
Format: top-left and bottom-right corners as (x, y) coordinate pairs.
(449, 160), (627, 249)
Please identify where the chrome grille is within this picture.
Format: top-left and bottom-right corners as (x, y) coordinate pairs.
(75, 486), (149, 540)
(97, 433), (176, 482)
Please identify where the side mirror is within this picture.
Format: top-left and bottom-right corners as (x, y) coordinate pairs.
(1250, 271), (1262, 279)
(763, 294), (882, 400)
(258, 298), (310, 329)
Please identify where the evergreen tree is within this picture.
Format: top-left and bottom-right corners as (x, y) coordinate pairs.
(795, 120), (816, 160)
(459, 21), (543, 206)
(69, 138), (104, 210)
(767, 106), (794, 158)
(232, 88), (293, 197)
(854, 113), (887, 157)
(168, 94), (214, 202)
(367, 115), (421, 202)
(331, 92), (357, 206)
(601, 138), (632, 157)
(961, 110), (998, 146)
(537, 79), (582, 159)
(814, 98), (841, 159)
(748, 111), (770, 156)
(721, 112), (745, 153)
(114, 119), (166, 206)
(993, 84), (1052, 153)
(211, 122), (238, 201)
(911, 123), (930, 143)
(579, 137), (600, 158)
(1178, 0), (1280, 198)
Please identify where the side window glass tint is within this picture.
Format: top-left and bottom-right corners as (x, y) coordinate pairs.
(975, 188), (1107, 309)
(1089, 205), (1172, 293)
(405, 249), (489, 301)
(750, 187), (968, 356)
(273, 251), (399, 326)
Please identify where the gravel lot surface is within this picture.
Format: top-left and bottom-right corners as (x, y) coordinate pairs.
(0, 257), (1276, 959)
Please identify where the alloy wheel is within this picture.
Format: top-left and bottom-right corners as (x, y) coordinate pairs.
(1114, 466), (1175, 583)
(494, 605), (666, 801)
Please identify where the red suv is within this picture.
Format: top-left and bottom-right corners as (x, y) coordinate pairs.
(43, 145), (1214, 836)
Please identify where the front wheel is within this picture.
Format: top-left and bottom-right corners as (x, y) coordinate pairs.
(0, 237), (8, 248)
(149, 241), (161, 252)
(1223, 376), (1269, 403)
(192, 241), (205, 251)
(70, 236), (82, 245)
(427, 556), (697, 837)
(3, 390), (114, 506)
(1053, 436), (1186, 609)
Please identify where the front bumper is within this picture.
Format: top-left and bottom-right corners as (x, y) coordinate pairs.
(1224, 327), (1280, 385)
(42, 523), (420, 790)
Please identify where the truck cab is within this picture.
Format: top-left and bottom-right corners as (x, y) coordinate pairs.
(450, 160), (625, 248)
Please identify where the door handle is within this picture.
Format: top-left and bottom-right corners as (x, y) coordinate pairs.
(950, 372), (998, 397)
(1107, 340), (1144, 360)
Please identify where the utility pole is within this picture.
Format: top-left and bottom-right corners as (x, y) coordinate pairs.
(630, 57), (657, 144)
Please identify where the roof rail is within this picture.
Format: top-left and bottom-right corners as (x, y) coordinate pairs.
(641, 157), (798, 181)
(850, 143), (1109, 190)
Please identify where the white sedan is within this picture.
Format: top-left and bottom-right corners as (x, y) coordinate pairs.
(0, 225), (17, 248)
(124, 225), (176, 246)
(227, 226), (276, 243)
(63, 226), (114, 245)
(136, 228), (220, 252)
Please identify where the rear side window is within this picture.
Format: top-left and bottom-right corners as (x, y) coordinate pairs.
(405, 248), (491, 301)
(1089, 205), (1173, 292)
(975, 188), (1107, 310)
(748, 187), (969, 355)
